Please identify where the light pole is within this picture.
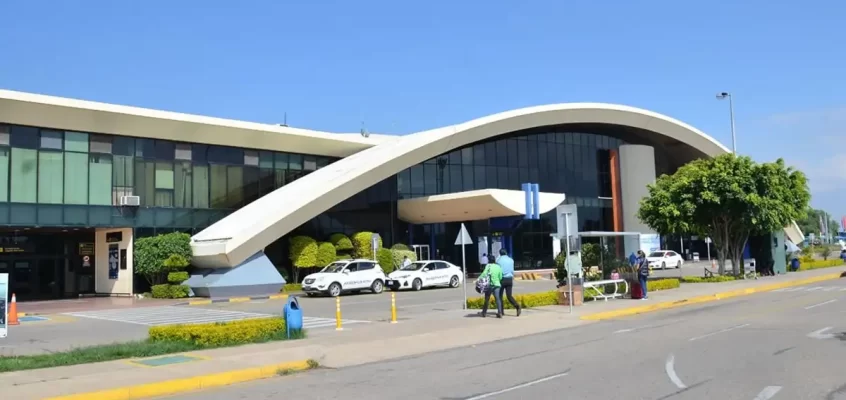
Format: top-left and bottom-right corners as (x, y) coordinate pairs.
(716, 92), (737, 154)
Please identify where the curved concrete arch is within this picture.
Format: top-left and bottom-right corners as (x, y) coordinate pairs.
(398, 189), (567, 224)
(191, 103), (730, 267)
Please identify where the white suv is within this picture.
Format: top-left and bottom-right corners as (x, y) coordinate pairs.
(301, 259), (387, 297)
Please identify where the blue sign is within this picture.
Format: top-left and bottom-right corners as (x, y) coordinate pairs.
(108, 244), (119, 280)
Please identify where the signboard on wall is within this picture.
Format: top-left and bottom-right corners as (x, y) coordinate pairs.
(0, 273), (8, 338)
(108, 244), (120, 280)
(78, 243), (95, 256)
(639, 234), (661, 254)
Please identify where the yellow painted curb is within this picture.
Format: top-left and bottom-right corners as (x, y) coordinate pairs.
(228, 296), (252, 303)
(268, 294), (289, 300)
(46, 359), (315, 400)
(187, 299), (212, 306)
(581, 272), (844, 321)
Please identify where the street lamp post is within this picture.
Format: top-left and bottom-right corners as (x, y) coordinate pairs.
(716, 92), (737, 154)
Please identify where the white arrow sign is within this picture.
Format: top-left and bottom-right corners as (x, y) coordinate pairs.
(455, 223), (473, 246)
(807, 327), (836, 340)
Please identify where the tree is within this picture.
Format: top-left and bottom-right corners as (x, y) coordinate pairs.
(316, 242), (337, 268)
(638, 155), (809, 275)
(134, 232), (192, 286)
(289, 236), (318, 283)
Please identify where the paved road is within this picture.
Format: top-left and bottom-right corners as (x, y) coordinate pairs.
(168, 278), (846, 400)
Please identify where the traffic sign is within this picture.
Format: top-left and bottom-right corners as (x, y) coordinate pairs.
(454, 223), (472, 310)
(454, 223), (473, 246)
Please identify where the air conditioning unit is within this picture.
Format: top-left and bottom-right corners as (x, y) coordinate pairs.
(119, 196), (141, 207)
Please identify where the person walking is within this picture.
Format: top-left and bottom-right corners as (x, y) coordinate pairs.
(496, 249), (521, 316)
(637, 250), (650, 300)
(480, 255), (503, 318)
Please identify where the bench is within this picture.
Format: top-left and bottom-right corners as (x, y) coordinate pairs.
(583, 279), (628, 301)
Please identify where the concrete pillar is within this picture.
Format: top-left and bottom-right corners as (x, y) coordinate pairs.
(94, 228), (134, 296)
(619, 145), (658, 254)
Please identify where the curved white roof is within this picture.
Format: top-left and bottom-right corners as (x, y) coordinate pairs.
(398, 189), (567, 224)
(191, 103), (730, 268)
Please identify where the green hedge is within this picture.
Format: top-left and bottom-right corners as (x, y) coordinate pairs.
(797, 259), (844, 271)
(167, 271), (189, 284)
(391, 249), (417, 269)
(681, 276), (737, 283)
(377, 248), (394, 273)
(466, 290), (559, 309)
(289, 236), (318, 268)
(391, 243), (411, 251)
(351, 232), (382, 259)
(329, 233), (353, 253)
(149, 317), (292, 347)
(647, 278), (680, 291)
(316, 242), (337, 267)
(151, 284), (190, 299)
(283, 283), (302, 292)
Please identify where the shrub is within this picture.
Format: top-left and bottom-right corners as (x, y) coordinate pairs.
(377, 248), (395, 273)
(351, 231), (382, 259)
(391, 249), (417, 269)
(391, 243), (411, 251)
(289, 235), (318, 282)
(647, 278), (680, 291)
(151, 284), (190, 299)
(554, 251), (567, 282)
(167, 271), (190, 284)
(316, 242), (337, 267)
(797, 259), (844, 271)
(681, 276), (737, 283)
(328, 233), (353, 253)
(283, 283), (302, 292)
(336, 254), (351, 261)
(819, 246), (832, 261)
(149, 317), (289, 347)
(581, 242), (600, 267)
(134, 232), (192, 285)
(466, 290), (559, 309)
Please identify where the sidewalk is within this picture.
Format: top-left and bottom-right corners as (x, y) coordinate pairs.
(3, 267), (843, 400)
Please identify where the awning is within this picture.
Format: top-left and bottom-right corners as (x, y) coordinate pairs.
(398, 189), (565, 224)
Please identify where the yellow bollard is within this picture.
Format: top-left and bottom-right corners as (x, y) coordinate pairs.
(390, 292), (398, 324)
(335, 296), (343, 331)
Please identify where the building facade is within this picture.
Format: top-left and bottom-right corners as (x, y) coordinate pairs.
(0, 90), (733, 300)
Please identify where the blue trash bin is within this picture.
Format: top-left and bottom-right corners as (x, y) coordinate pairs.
(284, 296), (303, 338)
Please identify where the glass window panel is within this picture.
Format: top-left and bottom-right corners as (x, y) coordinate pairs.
(423, 163), (437, 194)
(507, 168), (519, 190)
(244, 150), (259, 166)
(448, 165), (462, 193)
(40, 130), (63, 149)
(303, 156), (317, 171)
(548, 144), (557, 170)
(113, 136), (134, 156)
(209, 165), (228, 208)
(88, 154), (112, 205)
(174, 161), (192, 208)
(519, 167), (529, 184)
(474, 166), (486, 189)
(64, 132), (89, 152)
(495, 141), (508, 167)
(409, 165), (424, 194)
(473, 144), (486, 166)
(461, 147), (473, 165)
(448, 151), (461, 165)
(112, 155), (134, 205)
(89, 134), (112, 154)
(155, 162), (174, 189)
(226, 165), (244, 208)
(485, 166), (498, 189)
(134, 160), (155, 206)
(10, 148), (37, 202)
(207, 145), (241, 164)
(397, 169), (411, 197)
(192, 164), (210, 208)
(288, 154), (303, 170)
(0, 124), (9, 146)
(64, 152), (88, 204)
(175, 143), (192, 160)
(0, 148), (8, 201)
(37, 151), (63, 203)
(274, 169), (286, 189)
(517, 140), (528, 168)
(243, 167), (260, 204)
(274, 153), (289, 169)
(191, 144), (208, 162)
(462, 165), (474, 190)
(259, 151), (274, 168)
(155, 189), (173, 207)
(10, 126), (39, 149)
(258, 168), (275, 196)
(155, 140), (174, 160)
(316, 157), (330, 169)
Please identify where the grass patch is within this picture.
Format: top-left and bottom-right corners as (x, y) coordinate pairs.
(0, 321), (305, 373)
(681, 276), (738, 283)
(277, 359), (320, 376)
(283, 283), (303, 292)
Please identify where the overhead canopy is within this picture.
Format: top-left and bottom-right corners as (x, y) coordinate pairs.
(398, 189), (566, 224)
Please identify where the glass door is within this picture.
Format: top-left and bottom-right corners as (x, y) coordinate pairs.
(11, 260), (33, 300)
(36, 259), (60, 300)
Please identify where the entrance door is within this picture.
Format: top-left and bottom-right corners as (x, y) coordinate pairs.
(36, 259), (60, 300)
(10, 260), (33, 300)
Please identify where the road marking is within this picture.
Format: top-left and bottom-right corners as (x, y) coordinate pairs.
(807, 286), (824, 291)
(823, 287), (838, 292)
(753, 386), (782, 399)
(689, 323), (750, 342)
(804, 299), (837, 310)
(463, 370), (569, 400)
(665, 354), (687, 389)
(786, 287), (806, 292)
(807, 327), (836, 340)
(613, 328), (634, 334)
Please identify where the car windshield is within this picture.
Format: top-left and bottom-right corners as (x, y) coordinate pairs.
(322, 262), (348, 273)
(648, 252), (666, 258)
(401, 262), (427, 271)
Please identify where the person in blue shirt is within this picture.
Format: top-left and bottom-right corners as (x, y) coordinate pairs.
(496, 249), (521, 316)
(637, 250), (650, 300)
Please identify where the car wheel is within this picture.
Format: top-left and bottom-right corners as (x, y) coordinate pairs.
(328, 283), (342, 297)
(371, 280), (384, 294)
(661, 262), (666, 270)
(412, 278), (423, 291)
(676, 261), (682, 269)
(449, 275), (460, 288)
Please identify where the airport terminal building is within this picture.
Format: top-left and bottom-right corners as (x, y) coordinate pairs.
(0, 90), (733, 300)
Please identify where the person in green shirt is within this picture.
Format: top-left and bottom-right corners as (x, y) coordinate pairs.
(480, 255), (503, 318)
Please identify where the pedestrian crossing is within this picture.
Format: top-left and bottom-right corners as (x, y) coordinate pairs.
(65, 306), (369, 329)
(772, 286), (846, 293)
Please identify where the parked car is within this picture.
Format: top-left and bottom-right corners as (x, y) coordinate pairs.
(647, 250), (684, 269)
(386, 260), (464, 291)
(301, 259), (387, 297)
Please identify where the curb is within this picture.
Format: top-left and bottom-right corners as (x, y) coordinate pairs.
(176, 293), (289, 306)
(45, 359), (315, 400)
(581, 272), (844, 321)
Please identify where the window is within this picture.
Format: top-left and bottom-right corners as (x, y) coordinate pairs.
(174, 161), (192, 208)
(303, 156), (317, 171)
(344, 263), (359, 273)
(40, 130), (63, 149)
(226, 166), (243, 208)
(208, 146), (242, 164)
(10, 148), (37, 202)
(175, 143), (192, 161)
(288, 154), (302, 170)
(154, 162), (174, 207)
(155, 140), (174, 160)
(112, 136), (134, 156)
(192, 164), (210, 208)
(209, 165), (228, 208)
(244, 151), (259, 166)
(461, 147), (473, 165)
(112, 155), (134, 205)
(64, 132), (89, 152)
(89, 134), (112, 154)
(64, 152), (88, 204)
(134, 160), (155, 206)
(89, 154), (113, 205)
(243, 167), (260, 204)
(0, 125), (9, 146)
(10, 126), (39, 149)
(357, 262), (375, 271)
(0, 148), (8, 201)
(274, 153), (288, 169)
(259, 152), (274, 169)
(38, 151), (63, 203)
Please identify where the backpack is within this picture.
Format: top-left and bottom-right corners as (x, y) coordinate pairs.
(475, 274), (490, 293)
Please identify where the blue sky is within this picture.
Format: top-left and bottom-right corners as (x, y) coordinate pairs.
(1, 0), (844, 227)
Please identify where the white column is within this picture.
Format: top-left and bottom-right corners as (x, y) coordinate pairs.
(95, 228), (134, 296)
(619, 144), (657, 237)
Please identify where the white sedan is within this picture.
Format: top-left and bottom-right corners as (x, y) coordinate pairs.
(647, 250), (684, 270)
(386, 260), (464, 291)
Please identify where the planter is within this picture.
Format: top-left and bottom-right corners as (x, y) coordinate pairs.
(558, 283), (583, 306)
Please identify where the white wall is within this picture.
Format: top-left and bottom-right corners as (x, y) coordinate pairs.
(619, 144), (657, 235)
(94, 228), (134, 296)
